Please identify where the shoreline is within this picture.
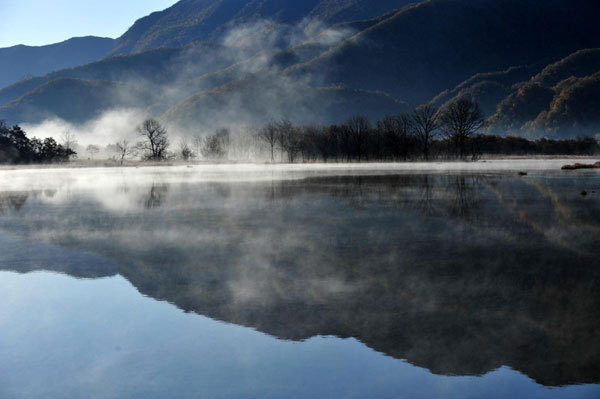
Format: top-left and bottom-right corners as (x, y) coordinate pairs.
(0, 155), (599, 172)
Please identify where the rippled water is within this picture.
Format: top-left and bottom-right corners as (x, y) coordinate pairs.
(0, 163), (599, 398)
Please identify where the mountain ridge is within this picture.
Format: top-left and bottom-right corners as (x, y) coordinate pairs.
(0, 36), (116, 90)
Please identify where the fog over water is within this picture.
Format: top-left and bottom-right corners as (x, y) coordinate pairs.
(0, 162), (599, 398)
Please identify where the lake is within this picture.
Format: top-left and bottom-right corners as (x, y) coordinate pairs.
(0, 161), (599, 399)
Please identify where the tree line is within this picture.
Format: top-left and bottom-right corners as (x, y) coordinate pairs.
(134, 98), (598, 163)
(1, 97), (598, 165)
(248, 98), (598, 162)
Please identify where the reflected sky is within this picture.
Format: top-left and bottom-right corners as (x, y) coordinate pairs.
(1, 270), (598, 399)
(0, 163), (599, 398)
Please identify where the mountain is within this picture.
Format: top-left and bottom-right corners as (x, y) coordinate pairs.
(0, 15), (395, 126)
(162, 73), (407, 130)
(430, 64), (546, 116)
(109, 0), (415, 55)
(1, 0), (600, 138)
(0, 43), (240, 106)
(0, 37), (115, 90)
(0, 78), (151, 124)
(162, 0), (600, 129)
(483, 49), (600, 138)
(286, 0), (600, 105)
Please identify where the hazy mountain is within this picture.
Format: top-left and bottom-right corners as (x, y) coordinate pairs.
(0, 37), (115, 90)
(0, 15), (389, 116)
(0, 78), (151, 124)
(110, 0), (415, 55)
(0, 16), (395, 126)
(0, 43), (241, 107)
(162, 73), (408, 130)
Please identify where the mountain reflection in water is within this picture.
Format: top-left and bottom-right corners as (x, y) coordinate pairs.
(0, 168), (599, 392)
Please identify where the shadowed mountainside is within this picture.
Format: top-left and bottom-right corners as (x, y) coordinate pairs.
(110, 0), (415, 55)
(489, 49), (600, 138)
(431, 48), (600, 138)
(286, 0), (600, 103)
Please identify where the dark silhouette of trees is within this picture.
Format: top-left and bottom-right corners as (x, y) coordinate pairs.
(201, 128), (230, 160)
(316, 126), (341, 162)
(409, 104), (440, 160)
(377, 114), (413, 160)
(346, 115), (370, 161)
(256, 122), (278, 162)
(0, 121), (75, 164)
(440, 98), (487, 159)
(138, 118), (169, 161)
(282, 126), (302, 163)
(245, 104), (597, 163)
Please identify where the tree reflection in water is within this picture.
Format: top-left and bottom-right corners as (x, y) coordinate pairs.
(0, 172), (599, 387)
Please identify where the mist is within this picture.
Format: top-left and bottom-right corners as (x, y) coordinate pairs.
(4, 17), (376, 147)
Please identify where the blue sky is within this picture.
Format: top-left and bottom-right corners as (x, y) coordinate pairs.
(0, 0), (178, 48)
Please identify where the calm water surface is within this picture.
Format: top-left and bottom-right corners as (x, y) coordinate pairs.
(0, 163), (599, 398)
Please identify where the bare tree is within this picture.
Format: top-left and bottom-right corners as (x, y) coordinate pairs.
(61, 130), (77, 160)
(347, 115), (370, 160)
(410, 104), (440, 160)
(275, 119), (294, 162)
(298, 125), (321, 162)
(440, 98), (486, 159)
(346, 115), (370, 162)
(114, 139), (135, 165)
(192, 135), (203, 160)
(178, 138), (194, 161)
(377, 114), (412, 160)
(86, 144), (100, 159)
(256, 122), (278, 162)
(282, 125), (302, 163)
(137, 119), (169, 161)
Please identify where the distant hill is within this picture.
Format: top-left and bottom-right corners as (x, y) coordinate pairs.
(0, 43), (239, 107)
(0, 37), (115, 90)
(0, 78), (151, 124)
(110, 0), (415, 55)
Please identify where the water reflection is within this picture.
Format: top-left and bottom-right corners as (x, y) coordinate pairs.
(0, 170), (599, 389)
(145, 184), (168, 209)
